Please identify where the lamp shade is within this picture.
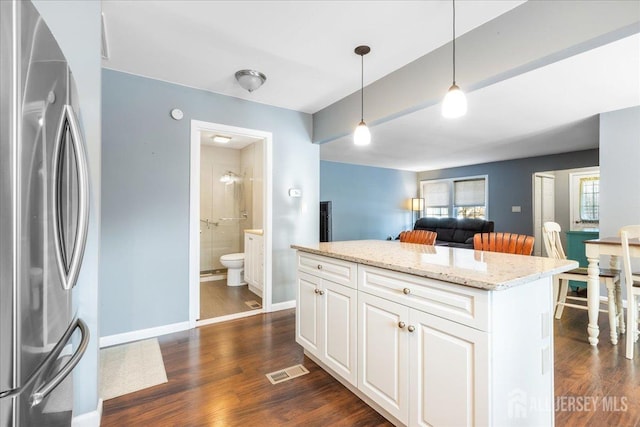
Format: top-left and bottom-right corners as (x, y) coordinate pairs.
(235, 69), (267, 92)
(411, 198), (424, 212)
(442, 84), (467, 119)
(353, 121), (371, 146)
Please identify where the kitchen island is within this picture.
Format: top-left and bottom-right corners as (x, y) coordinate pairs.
(292, 240), (577, 427)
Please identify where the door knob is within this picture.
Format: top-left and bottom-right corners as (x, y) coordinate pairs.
(403, 288), (411, 295)
(398, 321), (406, 329)
(407, 325), (415, 333)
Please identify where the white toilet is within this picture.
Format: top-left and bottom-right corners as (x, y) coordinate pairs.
(220, 253), (245, 286)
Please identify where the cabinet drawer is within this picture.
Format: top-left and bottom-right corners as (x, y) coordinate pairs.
(298, 252), (357, 288)
(359, 265), (489, 331)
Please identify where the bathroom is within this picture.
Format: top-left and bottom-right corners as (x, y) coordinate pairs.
(199, 131), (264, 321)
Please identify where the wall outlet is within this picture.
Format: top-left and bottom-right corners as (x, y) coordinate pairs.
(512, 206), (521, 213)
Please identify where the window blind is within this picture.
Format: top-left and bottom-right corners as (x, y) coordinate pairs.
(423, 181), (450, 207)
(454, 179), (485, 207)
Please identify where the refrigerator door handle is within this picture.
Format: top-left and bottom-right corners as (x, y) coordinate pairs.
(52, 104), (90, 290)
(29, 318), (89, 407)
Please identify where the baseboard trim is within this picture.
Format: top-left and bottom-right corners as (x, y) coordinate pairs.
(270, 300), (296, 312)
(196, 310), (262, 327)
(72, 398), (103, 427)
(100, 321), (190, 348)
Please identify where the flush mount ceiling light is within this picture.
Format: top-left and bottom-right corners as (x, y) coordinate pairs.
(442, 0), (467, 119)
(353, 45), (371, 146)
(212, 135), (232, 144)
(235, 69), (267, 92)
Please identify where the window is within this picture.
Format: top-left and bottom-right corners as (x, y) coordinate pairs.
(579, 176), (599, 222)
(422, 181), (450, 218)
(453, 179), (486, 219)
(421, 176), (488, 219)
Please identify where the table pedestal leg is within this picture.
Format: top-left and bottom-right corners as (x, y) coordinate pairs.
(606, 281), (618, 345)
(587, 256), (600, 346)
(610, 255), (625, 334)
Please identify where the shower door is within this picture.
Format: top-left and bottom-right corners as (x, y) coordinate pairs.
(200, 149), (245, 275)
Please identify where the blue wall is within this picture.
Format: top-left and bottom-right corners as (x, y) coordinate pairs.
(320, 161), (417, 241)
(418, 149), (599, 235)
(101, 69), (317, 337)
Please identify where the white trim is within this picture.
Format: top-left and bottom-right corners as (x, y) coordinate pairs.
(569, 169), (600, 231)
(189, 120), (274, 329)
(99, 321), (190, 348)
(196, 309), (263, 327)
(72, 398), (103, 427)
(270, 300), (296, 311)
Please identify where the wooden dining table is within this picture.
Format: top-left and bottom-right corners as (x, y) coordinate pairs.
(584, 236), (640, 346)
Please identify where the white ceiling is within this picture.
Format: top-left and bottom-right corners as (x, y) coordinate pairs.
(321, 33), (640, 171)
(102, 1), (640, 172)
(200, 131), (263, 150)
(101, 0), (524, 113)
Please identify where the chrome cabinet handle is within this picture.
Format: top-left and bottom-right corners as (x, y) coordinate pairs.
(52, 104), (89, 290)
(29, 318), (89, 406)
(402, 288), (411, 295)
(317, 264), (323, 270)
(318, 290), (324, 296)
(398, 321), (406, 329)
(314, 288), (319, 294)
(407, 325), (416, 333)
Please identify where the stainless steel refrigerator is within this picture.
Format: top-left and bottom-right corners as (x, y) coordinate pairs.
(1, 1), (90, 425)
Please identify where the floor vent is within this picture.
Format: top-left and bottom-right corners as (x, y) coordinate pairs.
(266, 364), (309, 385)
(245, 300), (262, 309)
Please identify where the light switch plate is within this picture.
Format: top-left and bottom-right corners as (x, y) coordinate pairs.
(288, 188), (302, 197)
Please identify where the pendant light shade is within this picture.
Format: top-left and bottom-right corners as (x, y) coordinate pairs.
(354, 120), (371, 146)
(442, 84), (467, 118)
(442, 0), (467, 119)
(353, 45), (371, 146)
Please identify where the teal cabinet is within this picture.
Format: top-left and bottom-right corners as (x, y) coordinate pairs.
(565, 230), (599, 290)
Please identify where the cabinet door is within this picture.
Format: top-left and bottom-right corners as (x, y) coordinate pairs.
(321, 280), (357, 386)
(244, 234), (254, 285)
(296, 272), (321, 357)
(358, 292), (409, 424)
(409, 309), (489, 427)
(255, 234), (264, 290)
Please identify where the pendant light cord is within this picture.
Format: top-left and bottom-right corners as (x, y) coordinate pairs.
(361, 53), (364, 122)
(452, 0), (456, 85)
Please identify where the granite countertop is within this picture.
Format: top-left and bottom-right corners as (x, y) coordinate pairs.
(291, 240), (577, 291)
(244, 229), (263, 235)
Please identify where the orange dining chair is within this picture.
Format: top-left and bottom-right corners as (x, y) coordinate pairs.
(619, 225), (640, 359)
(399, 230), (437, 245)
(473, 232), (535, 255)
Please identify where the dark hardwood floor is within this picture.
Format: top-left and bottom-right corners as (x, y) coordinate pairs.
(199, 279), (262, 320)
(102, 306), (640, 426)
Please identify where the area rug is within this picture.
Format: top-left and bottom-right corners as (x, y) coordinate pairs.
(100, 338), (168, 400)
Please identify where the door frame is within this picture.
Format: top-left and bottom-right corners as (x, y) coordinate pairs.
(532, 172), (555, 256)
(189, 119), (273, 327)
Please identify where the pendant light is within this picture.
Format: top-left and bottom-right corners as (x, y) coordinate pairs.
(442, 0), (467, 118)
(353, 45), (371, 146)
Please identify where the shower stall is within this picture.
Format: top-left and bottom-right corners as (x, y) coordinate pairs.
(200, 144), (256, 276)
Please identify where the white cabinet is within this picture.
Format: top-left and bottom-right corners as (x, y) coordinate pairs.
(358, 292), (488, 426)
(358, 292), (409, 424)
(296, 265), (357, 386)
(244, 232), (263, 296)
(295, 251), (553, 427)
(409, 308), (488, 427)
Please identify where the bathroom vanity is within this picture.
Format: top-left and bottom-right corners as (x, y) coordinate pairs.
(292, 240), (577, 427)
(244, 229), (264, 297)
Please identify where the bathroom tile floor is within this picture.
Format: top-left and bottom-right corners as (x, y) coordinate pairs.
(199, 279), (262, 320)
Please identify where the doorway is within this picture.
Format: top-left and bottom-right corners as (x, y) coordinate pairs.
(189, 120), (273, 327)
